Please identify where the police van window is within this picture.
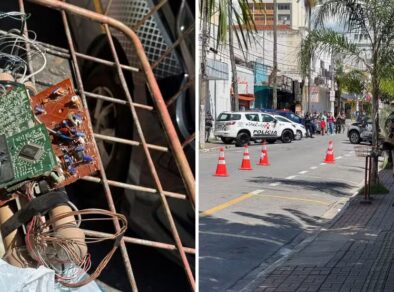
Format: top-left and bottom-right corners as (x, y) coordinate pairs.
(276, 116), (288, 122)
(245, 114), (260, 121)
(261, 114), (274, 122)
(217, 113), (241, 121)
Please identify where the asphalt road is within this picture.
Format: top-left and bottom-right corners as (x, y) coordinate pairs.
(199, 133), (366, 291)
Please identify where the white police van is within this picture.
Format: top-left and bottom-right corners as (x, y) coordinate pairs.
(214, 111), (296, 146)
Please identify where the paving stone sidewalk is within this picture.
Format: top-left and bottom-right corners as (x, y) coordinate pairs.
(252, 169), (394, 292)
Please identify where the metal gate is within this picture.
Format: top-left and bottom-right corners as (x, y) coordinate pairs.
(12, 0), (196, 290)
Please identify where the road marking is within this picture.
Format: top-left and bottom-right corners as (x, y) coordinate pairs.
(337, 156), (343, 160)
(320, 163), (326, 165)
(286, 175), (297, 180)
(299, 170), (308, 174)
(199, 231), (281, 244)
(255, 194), (330, 206)
(269, 182), (281, 186)
(199, 190), (263, 217)
(310, 166), (318, 170)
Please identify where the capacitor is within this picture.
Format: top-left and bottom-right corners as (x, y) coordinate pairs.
(71, 95), (81, 108)
(83, 155), (93, 162)
(74, 144), (85, 152)
(77, 137), (86, 145)
(68, 166), (76, 175)
(75, 131), (86, 138)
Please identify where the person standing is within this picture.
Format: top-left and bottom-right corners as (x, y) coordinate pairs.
(335, 112), (342, 134)
(205, 112), (213, 142)
(320, 114), (326, 136)
(327, 112), (335, 135)
(305, 112), (314, 138)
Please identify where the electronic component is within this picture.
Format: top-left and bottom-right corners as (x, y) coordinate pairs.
(30, 79), (99, 188)
(19, 143), (44, 162)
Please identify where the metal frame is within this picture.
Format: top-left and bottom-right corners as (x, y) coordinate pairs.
(17, 0), (195, 290)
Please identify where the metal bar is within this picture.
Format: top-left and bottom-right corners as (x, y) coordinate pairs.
(81, 176), (187, 200)
(103, 24), (194, 289)
(18, 0), (35, 85)
(364, 155), (368, 201)
(132, 0), (167, 31)
(75, 51), (139, 72)
(93, 133), (169, 152)
(83, 229), (195, 254)
(58, 10), (138, 291)
(166, 77), (194, 107)
(27, 0), (195, 207)
(151, 23), (195, 70)
(85, 91), (153, 111)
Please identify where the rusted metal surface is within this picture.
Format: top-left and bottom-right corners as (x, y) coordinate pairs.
(19, 0), (195, 290)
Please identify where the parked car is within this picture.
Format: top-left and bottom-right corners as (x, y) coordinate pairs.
(276, 110), (305, 125)
(274, 115), (306, 140)
(348, 118), (373, 144)
(214, 111), (295, 146)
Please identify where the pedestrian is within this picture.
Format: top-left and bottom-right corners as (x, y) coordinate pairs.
(327, 112), (335, 135)
(305, 112), (314, 138)
(320, 116), (326, 136)
(335, 112), (342, 134)
(340, 111), (346, 133)
(205, 112), (213, 142)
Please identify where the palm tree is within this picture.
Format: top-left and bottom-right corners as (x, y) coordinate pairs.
(199, 0), (258, 149)
(300, 0), (394, 182)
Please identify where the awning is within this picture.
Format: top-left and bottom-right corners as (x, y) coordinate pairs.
(239, 94), (255, 101)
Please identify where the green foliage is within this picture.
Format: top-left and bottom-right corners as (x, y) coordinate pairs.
(337, 69), (367, 95)
(380, 68), (394, 101)
(200, 0), (260, 51)
(358, 183), (389, 196)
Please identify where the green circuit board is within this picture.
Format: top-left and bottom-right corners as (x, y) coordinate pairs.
(0, 85), (56, 190)
(0, 85), (35, 136)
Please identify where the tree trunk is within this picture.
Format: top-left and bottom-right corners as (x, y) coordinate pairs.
(370, 45), (380, 184)
(228, 1), (239, 111)
(199, 0), (209, 149)
(272, 0), (278, 109)
(371, 69), (379, 184)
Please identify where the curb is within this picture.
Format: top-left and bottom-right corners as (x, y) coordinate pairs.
(200, 144), (235, 153)
(229, 184), (363, 292)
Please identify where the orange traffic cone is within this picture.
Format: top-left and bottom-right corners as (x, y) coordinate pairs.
(213, 147), (229, 176)
(240, 145), (253, 170)
(324, 140), (335, 163)
(257, 142), (270, 166)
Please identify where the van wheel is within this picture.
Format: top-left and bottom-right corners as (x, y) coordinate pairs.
(281, 130), (293, 143)
(235, 132), (251, 147)
(349, 130), (361, 144)
(221, 137), (234, 144)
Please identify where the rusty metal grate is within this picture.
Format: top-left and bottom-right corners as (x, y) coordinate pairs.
(16, 0), (196, 290)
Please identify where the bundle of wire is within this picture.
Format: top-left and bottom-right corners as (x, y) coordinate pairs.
(24, 204), (127, 287)
(0, 11), (46, 96)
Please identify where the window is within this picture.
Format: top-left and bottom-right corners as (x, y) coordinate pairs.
(278, 14), (290, 24)
(276, 116), (289, 123)
(217, 113), (241, 121)
(245, 114), (260, 122)
(261, 114), (274, 122)
(278, 4), (290, 10)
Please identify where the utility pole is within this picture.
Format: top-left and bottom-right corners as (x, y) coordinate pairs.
(199, 0), (209, 149)
(307, 6), (312, 112)
(228, 0), (239, 111)
(272, 0), (278, 109)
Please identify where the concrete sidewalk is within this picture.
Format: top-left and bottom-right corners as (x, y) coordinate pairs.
(244, 169), (394, 292)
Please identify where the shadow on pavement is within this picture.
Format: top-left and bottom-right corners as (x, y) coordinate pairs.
(247, 176), (355, 197)
(199, 208), (322, 291)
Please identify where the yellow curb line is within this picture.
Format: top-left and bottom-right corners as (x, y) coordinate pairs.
(200, 190), (262, 217)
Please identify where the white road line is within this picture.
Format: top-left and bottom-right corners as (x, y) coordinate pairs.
(200, 231), (282, 244)
(320, 163), (326, 165)
(336, 156), (343, 160)
(310, 166), (318, 170)
(299, 170), (308, 174)
(269, 182), (281, 186)
(286, 175), (297, 180)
